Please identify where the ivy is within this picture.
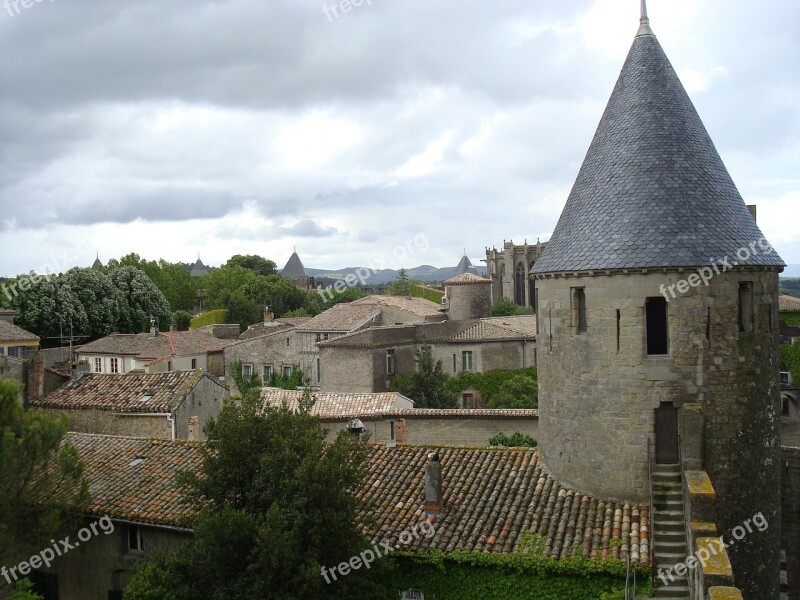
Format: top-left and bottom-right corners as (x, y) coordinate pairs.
(190, 309), (228, 328)
(383, 551), (653, 600)
(780, 343), (800, 387)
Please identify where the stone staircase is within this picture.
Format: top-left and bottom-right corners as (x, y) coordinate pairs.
(652, 464), (690, 599)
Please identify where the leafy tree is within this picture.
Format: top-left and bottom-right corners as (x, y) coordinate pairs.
(266, 366), (305, 390)
(12, 273), (88, 346)
(281, 307), (312, 318)
(489, 372), (538, 409)
(389, 344), (458, 408)
(0, 380), (89, 599)
(225, 255), (278, 277)
(491, 297), (534, 317)
(62, 268), (126, 339)
(489, 432), (538, 447)
(173, 310), (194, 331)
(123, 394), (391, 599)
(228, 359), (262, 400)
(387, 268), (411, 296)
(219, 291), (261, 332)
(107, 254), (198, 313)
(204, 265), (257, 309)
(241, 275), (306, 317)
(108, 266), (172, 333)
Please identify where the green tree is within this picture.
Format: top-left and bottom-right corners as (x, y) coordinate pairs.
(123, 395), (390, 599)
(173, 310), (194, 331)
(0, 381), (89, 598)
(491, 297), (534, 317)
(489, 372), (538, 409)
(108, 266), (172, 333)
(225, 254), (278, 277)
(12, 273), (88, 346)
(219, 291), (261, 332)
(387, 268), (411, 296)
(241, 275), (306, 317)
(62, 268), (126, 340)
(204, 265), (257, 309)
(107, 254), (197, 312)
(389, 344), (458, 408)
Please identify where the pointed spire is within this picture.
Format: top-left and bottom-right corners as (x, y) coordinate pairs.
(637, 0), (654, 36)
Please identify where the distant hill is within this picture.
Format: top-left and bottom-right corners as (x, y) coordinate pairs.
(305, 264), (487, 285)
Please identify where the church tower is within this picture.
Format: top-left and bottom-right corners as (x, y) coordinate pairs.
(531, 4), (784, 596)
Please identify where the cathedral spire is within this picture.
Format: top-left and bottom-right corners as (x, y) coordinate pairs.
(637, 0), (654, 36)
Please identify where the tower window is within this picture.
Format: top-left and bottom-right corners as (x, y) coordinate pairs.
(738, 282), (752, 332)
(616, 309), (621, 352)
(646, 297), (668, 355)
(515, 264), (526, 306)
(571, 287), (587, 334)
(386, 349), (395, 375)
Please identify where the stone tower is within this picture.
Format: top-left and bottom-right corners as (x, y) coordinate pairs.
(281, 250), (315, 291)
(530, 6), (784, 597)
(443, 273), (492, 321)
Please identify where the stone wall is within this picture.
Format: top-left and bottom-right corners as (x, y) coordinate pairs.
(446, 281), (492, 321)
(48, 409), (173, 438)
(783, 445), (800, 600)
(42, 518), (190, 600)
(172, 375), (228, 440)
(224, 330), (301, 395)
(534, 268), (781, 597)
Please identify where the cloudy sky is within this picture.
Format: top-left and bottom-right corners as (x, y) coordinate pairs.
(1, 0), (798, 277)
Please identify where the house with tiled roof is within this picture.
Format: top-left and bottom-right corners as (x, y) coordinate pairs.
(351, 294), (446, 324)
(32, 370), (228, 440)
(0, 318), (40, 358)
(76, 329), (229, 377)
(317, 316), (536, 399)
(48, 432), (648, 599)
(224, 324), (302, 395)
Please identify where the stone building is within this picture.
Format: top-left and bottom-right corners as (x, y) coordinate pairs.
(485, 240), (546, 307)
(32, 370), (228, 440)
(442, 272), (492, 321)
(223, 323), (301, 395)
(318, 315), (536, 395)
(531, 8), (783, 598)
(281, 250), (315, 291)
(0, 318), (40, 357)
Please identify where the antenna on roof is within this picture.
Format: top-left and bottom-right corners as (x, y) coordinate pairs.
(637, 0), (654, 36)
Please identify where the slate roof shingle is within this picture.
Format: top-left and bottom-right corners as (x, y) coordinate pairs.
(281, 252), (309, 278)
(531, 30), (784, 274)
(0, 320), (40, 343)
(77, 330), (228, 359)
(297, 303), (382, 332)
(64, 434), (648, 565)
(260, 387), (413, 419)
(34, 370), (208, 413)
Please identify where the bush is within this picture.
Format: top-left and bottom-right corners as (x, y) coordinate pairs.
(489, 432), (537, 447)
(173, 310), (193, 331)
(448, 367), (538, 408)
(190, 309), (228, 328)
(492, 297), (535, 316)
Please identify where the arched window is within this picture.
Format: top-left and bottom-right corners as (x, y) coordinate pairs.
(515, 263), (526, 306)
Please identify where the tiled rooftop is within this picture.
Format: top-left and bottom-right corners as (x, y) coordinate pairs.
(447, 316), (536, 342)
(260, 387), (414, 419)
(362, 445), (648, 564)
(779, 294), (800, 312)
(64, 433), (201, 527)
(390, 408), (539, 420)
(237, 322), (296, 341)
(444, 272), (492, 286)
(65, 434), (648, 566)
(353, 295), (443, 318)
(0, 319), (40, 343)
(77, 330), (228, 359)
(297, 303), (382, 333)
(34, 370), (207, 413)
(531, 31), (784, 273)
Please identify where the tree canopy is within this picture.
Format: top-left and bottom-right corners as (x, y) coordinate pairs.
(389, 343), (458, 408)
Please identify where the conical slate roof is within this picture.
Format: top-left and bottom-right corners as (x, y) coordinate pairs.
(190, 257), (210, 277)
(282, 251), (308, 278)
(532, 23), (784, 274)
(454, 253), (473, 276)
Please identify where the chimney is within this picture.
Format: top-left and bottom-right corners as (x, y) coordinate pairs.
(188, 416), (200, 441)
(71, 360), (90, 380)
(263, 306), (274, 324)
(149, 315), (158, 336)
(423, 452), (442, 515)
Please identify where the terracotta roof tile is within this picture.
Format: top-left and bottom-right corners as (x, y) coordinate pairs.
(65, 435), (648, 565)
(779, 294), (800, 312)
(352, 295), (443, 318)
(448, 316), (536, 342)
(77, 330), (228, 359)
(443, 272), (492, 286)
(34, 371), (209, 413)
(0, 320), (39, 343)
(260, 388), (413, 419)
(297, 304), (382, 332)
(64, 433), (201, 527)
(237, 322), (296, 341)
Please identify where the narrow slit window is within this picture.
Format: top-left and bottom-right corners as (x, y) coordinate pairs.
(616, 309), (621, 352)
(645, 297), (668, 355)
(706, 307), (711, 342)
(571, 287), (587, 334)
(738, 282), (752, 332)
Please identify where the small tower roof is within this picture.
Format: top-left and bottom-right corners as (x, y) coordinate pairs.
(190, 255), (210, 277)
(532, 8), (784, 274)
(91, 253), (103, 270)
(282, 251), (308, 278)
(454, 252), (473, 276)
(444, 272), (491, 286)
